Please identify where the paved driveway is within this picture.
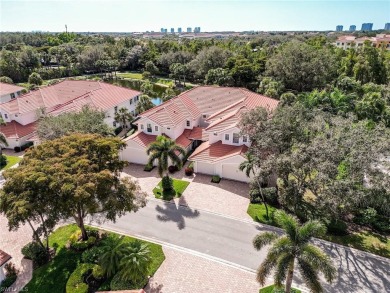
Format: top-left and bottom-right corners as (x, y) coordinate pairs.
(122, 164), (251, 221)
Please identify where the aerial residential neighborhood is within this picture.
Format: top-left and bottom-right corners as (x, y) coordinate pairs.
(0, 1), (389, 293)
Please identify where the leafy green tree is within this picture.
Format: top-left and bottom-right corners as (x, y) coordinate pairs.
(356, 92), (386, 122)
(205, 68), (233, 86)
(227, 57), (256, 86)
(253, 211), (336, 293)
(162, 87), (176, 102)
(135, 94), (154, 114)
(0, 76), (13, 84)
(146, 135), (186, 180)
(0, 50), (23, 82)
(189, 46), (231, 79)
(140, 80), (156, 97)
(37, 105), (113, 140)
(145, 61), (158, 77)
(258, 77), (284, 99)
(28, 72), (43, 85)
(12, 134), (147, 240)
(114, 107), (133, 129)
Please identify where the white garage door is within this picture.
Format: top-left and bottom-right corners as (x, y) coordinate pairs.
(196, 161), (215, 175)
(222, 164), (250, 182)
(122, 148), (149, 165)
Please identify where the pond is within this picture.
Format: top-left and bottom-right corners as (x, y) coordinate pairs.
(151, 98), (162, 106)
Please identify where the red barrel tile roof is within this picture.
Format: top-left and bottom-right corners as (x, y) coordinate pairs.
(188, 141), (248, 163)
(0, 82), (24, 96)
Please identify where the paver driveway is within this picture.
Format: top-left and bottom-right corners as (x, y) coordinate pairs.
(122, 164), (251, 221)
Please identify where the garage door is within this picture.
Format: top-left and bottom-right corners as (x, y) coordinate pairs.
(222, 164), (250, 182)
(122, 148), (149, 165)
(196, 161), (215, 175)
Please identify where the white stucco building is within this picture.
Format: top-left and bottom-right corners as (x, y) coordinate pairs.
(122, 86), (279, 182)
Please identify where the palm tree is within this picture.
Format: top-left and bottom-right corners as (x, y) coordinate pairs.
(253, 211), (336, 293)
(114, 107), (133, 129)
(136, 94), (154, 114)
(0, 117), (8, 156)
(118, 240), (152, 283)
(146, 135), (186, 178)
(99, 236), (127, 277)
(239, 153), (269, 220)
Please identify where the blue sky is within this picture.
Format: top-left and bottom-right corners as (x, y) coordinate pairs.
(0, 0), (388, 32)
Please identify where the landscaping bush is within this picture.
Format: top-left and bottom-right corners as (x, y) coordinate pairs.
(21, 242), (49, 266)
(114, 126), (123, 135)
(168, 165), (178, 173)
(144, 163), (154, 172)
(110, 273), (147, 291)
(0, 275), (17, 292)
(65, 263), (95, 293)
(81, 246), (105, 264)
(0, 155), (7, 167)
(70, 236), (97, 251)
(92, 265), (104, 280)
(161, 175), (173, 191)
(184, 167), (193, 176)
(326, 219), (349, 236)
(188, 161), (194, 169)
(211, 175), (221, 183)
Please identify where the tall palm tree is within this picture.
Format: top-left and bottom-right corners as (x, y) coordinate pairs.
(136, 94), (154, 114)
(118, 240), (152, 283)
(114, 107), (133, 129)
(146, 135), (186, 178)
(0, 117), (8, 156)
(239, 153), (269, 219)
(253, 211), (336, 293)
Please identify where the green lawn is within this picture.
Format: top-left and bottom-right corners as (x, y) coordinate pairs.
(153, 178), (190, 200)
(116, 72), (143, 79)
(247, 203), (278, 225)
(260, 284), (301, 293)
(0, 155), (22, 170)
(24, 224), (165, 293)
(247, 203), (390, 258)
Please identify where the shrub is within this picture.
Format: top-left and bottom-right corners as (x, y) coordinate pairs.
(114, 126), (123, 135)
(66, 263), (95, 293)
(184, 167), (193, 176)
(250, 187), (278, 204)
(4, 262), (19, 277)
(168, 165), (178, 173)
(142, 71), (151, 80)
(21, 242), (49, 266)
(144, 163), (154, 172)
(188, 161), (194, 169)
(28, 72), (43, 86)
(0, 76), (13, 84)
(0, 155), (7, 167)
(161, 175), (173, 191)
(81, 246), (105, 264)
(326, 219), (349, 236)
(92, 265), (104, 280)
(110, 273), (147, 291)
(0, 275), (17, 292)
(70, 236), (97, 251)
(211, 175), (221, 183)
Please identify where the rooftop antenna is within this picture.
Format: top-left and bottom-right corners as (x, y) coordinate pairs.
(65, 24), (67, 34)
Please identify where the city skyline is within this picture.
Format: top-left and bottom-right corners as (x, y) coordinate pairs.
(0, 0), (388, 32)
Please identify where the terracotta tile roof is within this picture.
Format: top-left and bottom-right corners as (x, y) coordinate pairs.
(0, 120), (36, 139)
(125, 131), (157, 148)
(0, 80), (140, 115)
(175, 129), (192, 148)
(205, 106), (248, 132)
(0, 249), (12, 267)
(0, 82), (24, 96)
(187, 127), (204, 140)
(188, 141), (248, 163)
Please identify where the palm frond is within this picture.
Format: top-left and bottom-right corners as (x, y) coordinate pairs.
(257, 253), (278, 285)
(253, 232), (278, 250)
(0, 133), (8, 146)
(300, 244), (337, 283)
(297, 258), (323, 293)
(298, 220), (327, 244)
(274, 210), (298, 241)
(168, 150), (183, 169)
(274, 253), (294, 288)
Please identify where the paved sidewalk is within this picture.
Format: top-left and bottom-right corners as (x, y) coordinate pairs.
(0, 215), (33, 292)
(145, 247), (260, 293)
(122, 164), (251, 221)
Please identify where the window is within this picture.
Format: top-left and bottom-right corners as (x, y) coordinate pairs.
(167, 127), (170, 130)
(114, 106), (118, 113)
(202, 114), (207, 118)
(130, 99), (133, 105)
(10, 93), (15, 99)
(4, 114), (8, 119)
(135, 96), (139, 102)
(186, 120), (190, 127)
(155, 125), (159, 131)
(243, 135), (248, 143)
(113, 121), (116, 127)
(147, 123), (152, 133)
(140, 124), (144, 130)
(233, 133), (239, 143)
(225, 134), (229, 141)
(17, 91), (21, 96)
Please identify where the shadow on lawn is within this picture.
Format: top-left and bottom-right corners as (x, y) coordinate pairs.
(155, 201), (200, 230)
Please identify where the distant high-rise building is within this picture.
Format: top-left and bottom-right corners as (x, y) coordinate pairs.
(194, 26), (201, 33)
(171, 28), (174, 33)
(336, 25), (343, 32)
(385, 23), (390, 30)
(187, 27), (192, 33)
(160, 28), (164, 33)
(178, 27), (182, 33)
(164, 28), (168, 33)
(361, 23), (373, 31)
(349, 25), (356, 32)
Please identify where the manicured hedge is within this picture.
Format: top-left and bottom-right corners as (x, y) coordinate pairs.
(66, 263), (94, 293)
